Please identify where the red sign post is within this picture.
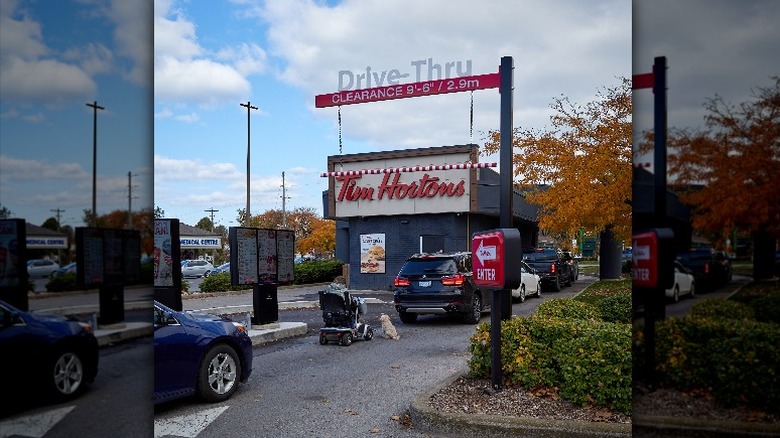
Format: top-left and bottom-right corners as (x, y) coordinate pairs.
(471, 228), (521, 290)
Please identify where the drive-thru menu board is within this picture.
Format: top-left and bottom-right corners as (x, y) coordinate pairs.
(277, 230), (295, 284)
(76, 227), (141, 287)
(230, 227), (295, 286)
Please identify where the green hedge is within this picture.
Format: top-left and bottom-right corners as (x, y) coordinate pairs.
(655, 314), (780, 411)
(468, 299), (632, 415)
(597, 292), (632, 324)
(293, 259), (343, 285)
(199, 272), (252, 293)
(46, 273), (79, 292)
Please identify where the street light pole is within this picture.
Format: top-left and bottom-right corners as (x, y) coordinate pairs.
(240, 101), (258, 226)
(86, 101), (104, 227)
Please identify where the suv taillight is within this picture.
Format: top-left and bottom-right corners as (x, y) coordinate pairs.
(441, 273), (465, 286)
(704, 262), (709, 274)
(550, 263), (556, 273)
(394, 276), (410, 287)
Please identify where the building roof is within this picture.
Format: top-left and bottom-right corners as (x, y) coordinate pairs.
(179, 223), (220, 236)
(26, 222), (65, 236)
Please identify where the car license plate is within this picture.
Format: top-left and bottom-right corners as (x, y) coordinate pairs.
(418, 281), (431, 287)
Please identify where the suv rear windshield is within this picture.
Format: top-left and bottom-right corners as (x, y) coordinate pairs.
(399, 258), (457, 275)
(523, 250), (558, 261)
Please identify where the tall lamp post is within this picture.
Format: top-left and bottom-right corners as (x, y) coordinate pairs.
(86, 101), (104, 227)
(240, 101), (258, 226)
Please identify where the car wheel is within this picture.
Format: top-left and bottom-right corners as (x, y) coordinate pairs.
(340, 332), (353, 346)
(463, 294), (482, 324)
(197, 344), (241, 402)
(319, 334), (328, 345)
(673, 286), (680, 303)
(535, 281), (542, 298)
(399, 311), (417, 324)
(552, 276), (561, 292)
(49, 350), (86, 399)
(519, 285), (526, 303)
(204, 271), (211, 278)
(689, 282), (696, 298)
(564, 274), (572, 287)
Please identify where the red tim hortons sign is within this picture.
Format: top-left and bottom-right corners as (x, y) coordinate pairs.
(471, 228), (522, 290)
(315, 72), (500, 108)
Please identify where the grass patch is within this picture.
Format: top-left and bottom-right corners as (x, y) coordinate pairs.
(574, 278), (631, 306)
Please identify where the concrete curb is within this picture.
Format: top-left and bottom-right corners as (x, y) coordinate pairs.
(409, 371), (631, 438)
(95, 322), (152, 347)
(246, 322), (309, 346)
(633, 414), (780, 437)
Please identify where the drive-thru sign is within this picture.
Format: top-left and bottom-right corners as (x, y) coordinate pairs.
(471, 228), (522, 290)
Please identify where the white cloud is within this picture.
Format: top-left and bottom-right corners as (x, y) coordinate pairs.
(175, 112), (200, 123)
(154, 57), (251, 104)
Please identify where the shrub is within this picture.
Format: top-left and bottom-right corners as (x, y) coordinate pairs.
(535, 298), (601, 321)
(688, 299), (754, 320)
(597, 292), (632, 324)
(46, 273), (79, 292)
(751, 294), (780, 324)
(199, 272), (252, 293)
(293, 259), (344, 284)
(655, 315), (780, 412)
(469, 313), (632, 415)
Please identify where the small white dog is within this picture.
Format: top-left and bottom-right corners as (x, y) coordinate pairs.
(378, 313), (400, 340)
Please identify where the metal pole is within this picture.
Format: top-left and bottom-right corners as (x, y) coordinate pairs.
(490, 55), (514, 392)
(240, 101), (258, 226)
(86, 101), (104, 227)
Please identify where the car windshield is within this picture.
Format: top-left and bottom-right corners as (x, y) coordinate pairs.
(399, 258), (457, 275)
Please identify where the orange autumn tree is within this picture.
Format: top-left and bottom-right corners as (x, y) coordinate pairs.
(484, 79), (632, 269)
(663, 78), (780, 279)
(298, 218), (336, 257)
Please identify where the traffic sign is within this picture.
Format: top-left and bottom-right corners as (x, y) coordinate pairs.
(471, 228), (521, 290)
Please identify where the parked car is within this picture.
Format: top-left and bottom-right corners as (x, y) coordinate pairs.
(676, 248), (731, 292)
(26, 259), (60, 278)
(522, 249), (572, 292)
(511, 261), (541, 303)
(212, 262), (230, 275)
(621, 248), (633, 262)
(393, 252), (485, 324)
(0, 299), (98, 400)
(51, 261), (77, 278)
(153, 300), (253, 404)
(181, 259), (214, 278)
(666, 261), (696, 302)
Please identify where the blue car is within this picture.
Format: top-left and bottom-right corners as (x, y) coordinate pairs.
(212, 262), (230, 275)
(0, 300), (99, 400)
(153, 300), (253, 404)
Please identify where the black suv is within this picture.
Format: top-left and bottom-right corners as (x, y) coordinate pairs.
(393, 252), (485, 324)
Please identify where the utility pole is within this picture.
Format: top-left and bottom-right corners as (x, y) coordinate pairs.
(280, 172), (291, 228)
(204, 208), (219, 231)
(51, 208), (65, 265)
(127, 171), (138, 229)
(86, 101), (104, 227)
(240, 101), (258, 226)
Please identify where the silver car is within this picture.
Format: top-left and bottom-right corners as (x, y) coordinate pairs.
(26, 259), (60, 278)
(181, 259), (214, 278)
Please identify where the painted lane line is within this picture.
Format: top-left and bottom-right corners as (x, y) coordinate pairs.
(153, 406), (229, 438)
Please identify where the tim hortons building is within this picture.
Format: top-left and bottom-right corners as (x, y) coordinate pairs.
(323, 144), (541, 290)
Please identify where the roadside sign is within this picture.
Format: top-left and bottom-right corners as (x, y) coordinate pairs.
(632, 228), (675, 289)
(471, 228), (521, 290)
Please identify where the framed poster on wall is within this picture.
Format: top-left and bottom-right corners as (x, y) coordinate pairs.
(360, 233), (385, 274)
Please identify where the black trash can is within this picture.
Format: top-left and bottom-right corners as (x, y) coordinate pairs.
(252, 283), (278, 325)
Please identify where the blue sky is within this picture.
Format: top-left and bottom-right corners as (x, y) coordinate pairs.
(1, 0), (153, 228)
(153, 0), (631, 228)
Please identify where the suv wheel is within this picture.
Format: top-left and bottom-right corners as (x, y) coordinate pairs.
(398, 311), (417, 324)
(551, 275), (561, 292)
(463, 294), (482, 324)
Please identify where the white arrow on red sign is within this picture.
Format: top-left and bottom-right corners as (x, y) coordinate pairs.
(476, 240), (497, 266)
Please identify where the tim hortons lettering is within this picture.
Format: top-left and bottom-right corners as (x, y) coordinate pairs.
(335, 173), (466, 202)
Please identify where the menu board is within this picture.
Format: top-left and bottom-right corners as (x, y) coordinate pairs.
(78, 228), (104, 286)
(276, 230), (295, 284)
(257, 229), (277, 283)
(154, 220), (173, 287)
(233, 228), (258, 284)
(103, 229), (124, 283)
(229, 227), (295, 286)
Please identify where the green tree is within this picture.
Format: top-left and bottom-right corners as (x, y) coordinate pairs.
(0, 204), (12, 219)
(196, 216), (214, 231)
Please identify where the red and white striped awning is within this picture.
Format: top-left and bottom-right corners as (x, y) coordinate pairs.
(321, 162), (497, 177)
